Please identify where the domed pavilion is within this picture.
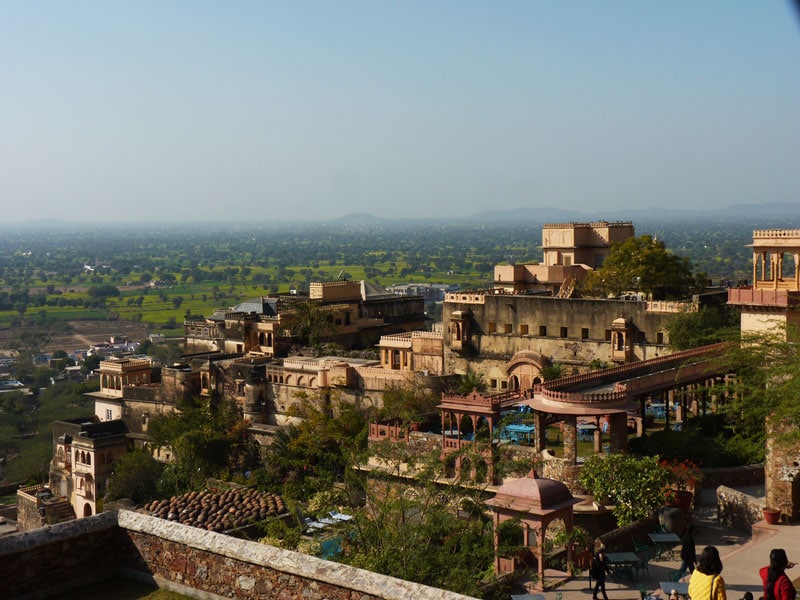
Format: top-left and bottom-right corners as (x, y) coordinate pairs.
(485, 470), (582, 590)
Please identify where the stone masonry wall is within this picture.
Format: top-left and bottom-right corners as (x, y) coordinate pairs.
(117, 510), (477, 600)
(0, 511), (119, 600)
(0, 510), (479, 600)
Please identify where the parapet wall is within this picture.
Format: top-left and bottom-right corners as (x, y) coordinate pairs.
(0, 511), (119, 600)
(0, 510), (479, 600)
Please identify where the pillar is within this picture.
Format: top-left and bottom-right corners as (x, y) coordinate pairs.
(563, 415), (577, 464)
(534, 411), (548, 453)
(609, 412), (628, 453)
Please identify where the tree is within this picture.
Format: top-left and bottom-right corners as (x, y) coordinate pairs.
(457, 368), (487, 394)
(583, 235), (697, 300)
(666, 304), (740, 350)
(81, 354), (102, 375)
(578, 453), (673, 526)
(710, 328), (800, 447)
(381, 383), (438, 425)
(541, 362), (565, 381)
(87, 284), (121, 299)
(147, 396), (258, 492)
(260, 390), (368, 500)
(286, 300), (337, 354)
(341, 443), (494, 596)
(105, 448), (165, 505)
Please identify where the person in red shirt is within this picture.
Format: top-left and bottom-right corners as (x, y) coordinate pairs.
(759, 548), (797, 600)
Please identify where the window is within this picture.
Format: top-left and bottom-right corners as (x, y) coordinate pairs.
(500, 380), (508, 389)
(105, 409), (113, 421)
(581, 328), (589, 340)
(657, 332), (664, 344)
(488, 322), (497, 333)
(539, 325), (547, 336)
(504, 323), (512, 334)
(605, 329), (612, 341)
(520, 324), (529, 335)
(490, 378), (498, 389)
(560, 327), (568, 338)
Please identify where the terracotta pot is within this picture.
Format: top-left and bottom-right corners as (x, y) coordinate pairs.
(763, 508), (781, 525)
(672, 490), (694, 513)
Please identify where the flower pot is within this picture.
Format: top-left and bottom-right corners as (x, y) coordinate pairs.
(672, 490), (693, 513)
(763, 508), (781, 525)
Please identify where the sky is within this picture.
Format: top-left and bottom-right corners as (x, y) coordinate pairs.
(1, 1), (799, 223)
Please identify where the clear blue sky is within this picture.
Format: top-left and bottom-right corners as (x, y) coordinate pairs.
(2, 1), (798, 222)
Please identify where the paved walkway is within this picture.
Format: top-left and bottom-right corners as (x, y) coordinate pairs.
(537, 490), (800, 599)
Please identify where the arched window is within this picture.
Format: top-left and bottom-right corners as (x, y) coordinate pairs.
(86, 453), (91, 465)
(83, 503), (93, 517)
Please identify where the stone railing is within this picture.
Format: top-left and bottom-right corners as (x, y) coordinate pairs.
(0, 510), (479, 600)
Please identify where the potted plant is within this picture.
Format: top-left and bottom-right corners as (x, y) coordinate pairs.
(662, 459), (702, 513)
(763, 507), (781, 525)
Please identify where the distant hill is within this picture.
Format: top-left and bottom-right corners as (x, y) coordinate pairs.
(467, 202), (800, 225)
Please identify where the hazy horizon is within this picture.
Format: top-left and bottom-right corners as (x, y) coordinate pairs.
(2, 2), (799, 223)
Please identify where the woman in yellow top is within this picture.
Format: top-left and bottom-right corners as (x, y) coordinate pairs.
(688, 546), (727, 600)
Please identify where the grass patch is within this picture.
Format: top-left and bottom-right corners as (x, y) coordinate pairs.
(60, 578), (193, 600)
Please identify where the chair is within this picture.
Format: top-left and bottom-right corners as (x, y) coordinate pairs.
(634, 549), (651, 580)
(329, 510), (354, 522)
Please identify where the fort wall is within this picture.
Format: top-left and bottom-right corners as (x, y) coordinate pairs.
(0, 510), (479, 600)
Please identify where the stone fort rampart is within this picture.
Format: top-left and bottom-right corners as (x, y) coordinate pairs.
(0, 509), (479, 600)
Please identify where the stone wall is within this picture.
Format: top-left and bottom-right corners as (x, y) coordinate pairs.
(0, 511), (119, 599)
(716, 485), (764, 531)
(0, 510), (479, 600)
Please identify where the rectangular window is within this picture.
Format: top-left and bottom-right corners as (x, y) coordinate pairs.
(500, 380), (508, 390)
(105, 409), (113, 421)
(488, 322), (497, 333)
(490, 378), (498, 389)
(520, 324), (529, 335)
(605, 329), (612, 341)
(581, 328), (589, 340)
(560, 327), (568, 338)
(504, 323), (512, 334)
(539, 325), (547, 336)
(657, 332), (664, 344)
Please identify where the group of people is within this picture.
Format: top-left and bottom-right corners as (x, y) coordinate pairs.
(589, 543), (796, 600)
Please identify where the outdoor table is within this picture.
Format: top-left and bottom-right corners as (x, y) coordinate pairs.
(605, 551), (641, 581)
(660, 581), (689, 598)
(577, 423), (597, 441)
(503, 423), (535, 444)
(649, 532), (681, 560)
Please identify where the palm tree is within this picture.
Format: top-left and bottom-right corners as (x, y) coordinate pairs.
(457, 368), (487, 394)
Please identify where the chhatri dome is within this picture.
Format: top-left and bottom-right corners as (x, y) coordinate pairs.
(487, 470), (576, 514)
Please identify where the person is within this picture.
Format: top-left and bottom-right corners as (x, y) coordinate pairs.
(678, 524), (697, 580)
(688, 546), (727, 600)
(759, 548), (797, 600)
(741, 593), (754, 600)
(590, 549), (610, 600)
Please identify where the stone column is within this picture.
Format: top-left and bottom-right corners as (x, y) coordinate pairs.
(609, 412), (628, 453)
(563, 415), (577, 465)
(534, 411), (547, 453)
